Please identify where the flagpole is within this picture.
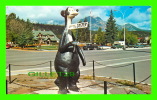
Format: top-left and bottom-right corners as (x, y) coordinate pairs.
(90, 10), (92, 43)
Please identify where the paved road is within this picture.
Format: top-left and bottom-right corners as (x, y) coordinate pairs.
(6, 48), (151, 84)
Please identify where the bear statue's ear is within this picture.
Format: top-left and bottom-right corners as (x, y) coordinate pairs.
(61, 10), (65, 17)
(65, 10), (70, 15)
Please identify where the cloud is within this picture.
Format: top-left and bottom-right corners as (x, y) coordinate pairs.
(47, 20), (54, 24)
(72, 6), (118, 22)
(7, 6), (66, 23)
(126, 8), (151, 22)
(114, 17), (124, 25)
(7, 6), (118, 23)
(6, 6), (151, 30)
(147, 8), (151, 13)
(125, 7), (151, 30)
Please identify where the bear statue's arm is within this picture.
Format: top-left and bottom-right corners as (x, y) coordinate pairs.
(58, 33), (74, 53)
(76, 46), (86, 66)
(58, 42), (73, 53)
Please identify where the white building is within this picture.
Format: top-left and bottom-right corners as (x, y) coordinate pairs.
(114, 41), (125, 45)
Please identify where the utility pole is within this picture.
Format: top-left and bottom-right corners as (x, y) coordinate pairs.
(114, 7), (133, 50)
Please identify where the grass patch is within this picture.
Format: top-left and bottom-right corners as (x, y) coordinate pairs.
(37, 45), (58, 50)
(80, 75), (150, 94)
(115, 80), (134, 86)
(13, 45), (59, 50)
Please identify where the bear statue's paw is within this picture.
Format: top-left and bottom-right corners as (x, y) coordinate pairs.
(69, 86), (80, 92)
(58, 89), (69, 94)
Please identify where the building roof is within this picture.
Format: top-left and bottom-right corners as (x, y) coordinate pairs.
(33, 30), (59, 41)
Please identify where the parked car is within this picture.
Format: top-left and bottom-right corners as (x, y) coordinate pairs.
(6, 44), (12, 49)
(127, 45), (135, 48)
(134, 45), (144, 48)
(143, 44), (151, 47)
(111, 44), (124, 49)
(83, 44), (98, 50)
(98, 46), (111, 50)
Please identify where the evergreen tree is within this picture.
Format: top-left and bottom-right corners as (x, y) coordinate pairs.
(105, 10), (118, 45)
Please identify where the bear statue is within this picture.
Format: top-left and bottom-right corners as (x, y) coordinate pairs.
(54, 7), (86, 94)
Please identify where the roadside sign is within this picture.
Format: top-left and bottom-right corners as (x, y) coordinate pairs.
(68, 24), (77, 29)
(68, 22), (88, 30)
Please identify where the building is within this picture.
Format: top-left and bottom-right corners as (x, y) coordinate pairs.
(33, 30), (59, 45)
(114, 41), (125, 45)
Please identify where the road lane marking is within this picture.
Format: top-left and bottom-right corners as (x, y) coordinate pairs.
(6, 67), (50, 73)
(8, 49), (58, 52)
(7, 56), (54, 61)
(7, 59), (150, 74)
(89, 55), (151, 63)
(102, 47), (151, 51)
(80, 59), (151, 71)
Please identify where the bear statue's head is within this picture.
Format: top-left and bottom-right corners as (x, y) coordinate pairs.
(61, 7), (79, 19)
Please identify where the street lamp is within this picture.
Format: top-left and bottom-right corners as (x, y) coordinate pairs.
(114, 7), (133, 50)
(90, 9), (92, 43)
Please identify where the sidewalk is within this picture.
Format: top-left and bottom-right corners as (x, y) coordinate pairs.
(30, 79), (146, 94)
(101, 47), (151, 52)
(10, 47), (151, 52)
(7, 74), (149, 94)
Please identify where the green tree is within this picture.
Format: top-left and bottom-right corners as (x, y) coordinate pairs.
(77, 18), (90, 43)
(147, 36), (151, 45)
(77, 20), (83, 42)
(83, 18), (90, 42)
(140, 37), (146, 44)
(126, 33), (138, 45)
(105, 10), (118, 45)
(6, 13), (34, 48)
(118, 28), (138, 45)
(94, 27), (105, 45)
(117, 30), (124, 41)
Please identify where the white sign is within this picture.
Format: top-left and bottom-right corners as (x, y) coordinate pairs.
(68, 24), (77, 29)
(68, 22), (88, 30)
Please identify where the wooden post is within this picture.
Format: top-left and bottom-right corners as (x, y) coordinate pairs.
(50, 61), (52, 74)
(104, 81), (107, 94)
(9, 64), (11, 84)
(6, 80), (8, 94)
(133, 63), (136, 85)
(93, 60), (95, 80)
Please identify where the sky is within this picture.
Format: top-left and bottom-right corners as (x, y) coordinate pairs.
(6, 6), (151, 30)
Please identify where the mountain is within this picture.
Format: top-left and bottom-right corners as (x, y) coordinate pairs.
(80, 16), (150, 32)
(116, 23), (150, 32)
(44, 16), (150, 32)
(80, 16), (106, 31)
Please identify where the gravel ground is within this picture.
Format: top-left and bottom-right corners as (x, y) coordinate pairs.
(6, 74), (150, 94)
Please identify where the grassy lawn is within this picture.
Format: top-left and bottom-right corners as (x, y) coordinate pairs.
(23, 45), (58, 50)
(12, 45), (59, 50)
(38, 45), (58, 50)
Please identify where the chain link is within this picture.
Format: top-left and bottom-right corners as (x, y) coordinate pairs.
(12, 82), (58, 90)
(7, 60), (150, 94)
(95, 61), (133, 68)
(137, 75), (151, 84)
(9, 61), (51, 67)
(11, 81), (104, 91)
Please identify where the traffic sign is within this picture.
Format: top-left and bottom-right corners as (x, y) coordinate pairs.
(68, 22), (88, 30)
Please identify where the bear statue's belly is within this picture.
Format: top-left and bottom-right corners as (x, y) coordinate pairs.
(55, 51), (80, 68)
